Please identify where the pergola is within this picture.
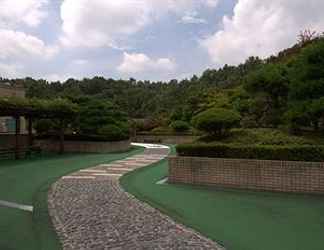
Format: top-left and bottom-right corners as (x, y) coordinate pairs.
(0, 101), (77, 159)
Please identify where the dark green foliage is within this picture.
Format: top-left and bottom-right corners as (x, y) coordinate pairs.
(0, 96), (78, 118)
(170, 120), (190, 132)
(284, 39), (324, 131)
(5, 36), (324, 135)
(33, 119), (54, 135)
(289, 39), (324, 100)
(198, 128), (311, 145)
(76, 98), (129, 138)
(150, 126), (173, 134)
(244, 63), (289, 127)
(192, 108), (241, 136)
(245, 63), (289, 103)
(176, 143), (324, 162)
(98, 123), (129, 141)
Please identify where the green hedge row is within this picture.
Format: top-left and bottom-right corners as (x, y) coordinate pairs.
(176, 143), (324, 162)
(36, 133), (129, 142)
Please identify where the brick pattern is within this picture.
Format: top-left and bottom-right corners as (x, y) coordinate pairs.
(169, 156), (324, 194)
(0, 135), (29, 149)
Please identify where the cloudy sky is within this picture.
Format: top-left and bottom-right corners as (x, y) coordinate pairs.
(0, 0), (324, 82)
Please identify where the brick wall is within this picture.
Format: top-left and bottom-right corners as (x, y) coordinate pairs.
(36, 139), (131, 153)
(168, 156), (324, 194)
(0, 134), (29, 149)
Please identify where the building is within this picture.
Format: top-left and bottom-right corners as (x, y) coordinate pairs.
(0, 82), (27, 134)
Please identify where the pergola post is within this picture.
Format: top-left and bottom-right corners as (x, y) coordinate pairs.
(15, 116), (21, 159)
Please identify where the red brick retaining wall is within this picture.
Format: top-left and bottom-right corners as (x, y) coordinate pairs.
(0, 134), (29, 149)
(168, 156), (324, 194)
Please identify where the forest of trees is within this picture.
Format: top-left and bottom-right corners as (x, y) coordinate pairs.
(1, 32), (324, 136)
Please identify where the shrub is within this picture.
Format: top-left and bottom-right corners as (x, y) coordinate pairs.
(176, 143), (324, 162)
(198, 128), (311, 145)
(170, 120), (190, 132)
(37, 133), (128, 142)
(151, 126), (173, 134)
(98, 124), (129, 141)
(33, 119), (54, 135)
(192, 108), (241, 137)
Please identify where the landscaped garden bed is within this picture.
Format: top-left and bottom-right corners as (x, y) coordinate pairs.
(170, 128), (324, 194)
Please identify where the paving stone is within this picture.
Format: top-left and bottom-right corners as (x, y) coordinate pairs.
(48, 146), (223, 250)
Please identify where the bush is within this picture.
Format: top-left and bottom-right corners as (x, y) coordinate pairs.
(98, 123), (129, 141)
(36, 133), (128, 142)
(170, 120), (190, 132)
(176, 143), (324, 162)
(192, 108), (241, 137)
(198, 128), (311, 145)
(33, 119), (54, 135)
(150, 126), (173, 134)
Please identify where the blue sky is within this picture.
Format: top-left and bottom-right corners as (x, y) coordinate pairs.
(0, 0), (323, 82)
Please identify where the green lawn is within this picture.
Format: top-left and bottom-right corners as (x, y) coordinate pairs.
(120, 147), (324, 250)
(0, 147), (144, 250)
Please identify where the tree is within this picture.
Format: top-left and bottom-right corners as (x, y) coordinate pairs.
(286, 39), (324, 132)
(289, 39), (324, 100)
(170, 120), (190, 133)
(297, 29), (318, 46)
(192, 108), (241, 137)
(76, 97), (129, 136)
(244, 63), (289, 127)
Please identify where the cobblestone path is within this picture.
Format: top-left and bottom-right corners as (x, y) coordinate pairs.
(48, 144), (223, 250)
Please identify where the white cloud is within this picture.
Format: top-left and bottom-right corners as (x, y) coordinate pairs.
(0, 63), (23, 78)
(0, 29), (58, 60)
(205, 0), (219, 8)
(180, 11), (207, 24)
(60, 0), (151, 47)
(72, 59), (88, 65)
(60, 0), (219, 48)
(0, 0), (48, 28)
(118, 52), (176, 74)
(44, 73), (81, 82)
(201, 0), (324, 65)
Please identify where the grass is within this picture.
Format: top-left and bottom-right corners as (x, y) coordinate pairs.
(0, 146), (144, 250)
(120, 146), (324, 250)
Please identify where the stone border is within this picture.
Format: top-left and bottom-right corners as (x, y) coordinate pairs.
(169, 156), (324, 194)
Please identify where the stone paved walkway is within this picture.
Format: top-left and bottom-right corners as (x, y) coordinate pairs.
(48, 144), (223, 250)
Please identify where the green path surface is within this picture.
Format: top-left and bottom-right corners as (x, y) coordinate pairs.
(121, 147), (324, 250)
(0, 147), (144, 250)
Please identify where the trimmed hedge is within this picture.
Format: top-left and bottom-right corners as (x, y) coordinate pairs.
(170, 120), (191, 132)
(192, 108), (241, 136)
(176, 143), (324, 162)
(36, 133), (129, 142)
